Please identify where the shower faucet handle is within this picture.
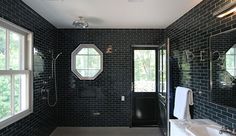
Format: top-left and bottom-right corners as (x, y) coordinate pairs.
(43, 81), (48, 85)
(222, 126), (227, 130)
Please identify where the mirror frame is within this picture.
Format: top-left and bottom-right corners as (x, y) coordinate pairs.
(209, 27), (236, 109)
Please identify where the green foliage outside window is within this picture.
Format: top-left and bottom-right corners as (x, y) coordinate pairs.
(0, 28), (22, 120)
(0, 76), (11, 120)
(0, 27), (6, 70)
(134, 50), (156, 81)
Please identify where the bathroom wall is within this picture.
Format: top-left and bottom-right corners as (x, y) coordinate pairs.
(167, 0), (236, 128)
(56, 29), (165, 126)
(0, 0), (57, 135)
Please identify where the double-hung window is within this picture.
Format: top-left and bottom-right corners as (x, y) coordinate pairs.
(0, 18), (33, 129)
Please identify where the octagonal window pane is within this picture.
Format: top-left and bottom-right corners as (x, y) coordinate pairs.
(88, 56), (101, 69)
(71, 44), (103, 80)
(88, 48), (99, 55)
(77, 69), (100, 77)
(78, 48), (88, 55)
(88, 69), (100, 77)
(76, 55), (88, 69)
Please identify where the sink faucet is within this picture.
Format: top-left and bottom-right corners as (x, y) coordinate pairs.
(219, 126), (236, 135)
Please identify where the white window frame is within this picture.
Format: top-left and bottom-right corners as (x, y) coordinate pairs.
(0, 18), (33, 129)
(71, 44), (103, 80)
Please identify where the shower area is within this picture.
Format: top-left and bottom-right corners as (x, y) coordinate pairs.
(34, 49), (62, 107)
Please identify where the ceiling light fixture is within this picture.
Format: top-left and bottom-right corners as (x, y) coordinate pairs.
(213, 1), (236, 18)
(72, 16), (89, 28)
(128, 0), (144, 2)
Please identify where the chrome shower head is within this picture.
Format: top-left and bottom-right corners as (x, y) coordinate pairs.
(53, 52), (62, 60)
(72, 16), (89, 28)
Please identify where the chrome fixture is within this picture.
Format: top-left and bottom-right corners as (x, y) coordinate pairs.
(128, 0), (144, 2)
(41, 51), (62, 107)
(47, 52), (62, 107)
(219, 126), (236, 135)
(52, 52), (62, 78)
(41, 81), (48, 100)
(72, 16), (89, 28)
(213, 1), (236, 18)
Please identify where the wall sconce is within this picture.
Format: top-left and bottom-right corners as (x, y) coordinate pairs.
(213, 1), (236, 18)
(106, 45), (113, 54)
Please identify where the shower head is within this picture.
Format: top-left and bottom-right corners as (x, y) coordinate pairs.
(72, 16), (89, 28)
(54, 52), (62, 60)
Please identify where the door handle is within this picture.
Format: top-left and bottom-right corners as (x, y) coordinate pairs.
(131, 82), (134, 92)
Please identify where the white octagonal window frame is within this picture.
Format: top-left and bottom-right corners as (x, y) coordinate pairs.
(71, 44), (103, 80)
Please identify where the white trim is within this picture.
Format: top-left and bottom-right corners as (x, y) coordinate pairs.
(131, 45), (160, 48)
(0, 70), (30, 75)
(6, 30), (10, 70)
(0, 109), (32, 129)
(10, 74), (15, 116)
(0, 18), (31, 35)
(71, 44), (103, 80)
(166, 38), (170, 136)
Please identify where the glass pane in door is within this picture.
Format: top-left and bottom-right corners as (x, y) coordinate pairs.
(134, 50), (156, 92)
(160, 49), (167, 94)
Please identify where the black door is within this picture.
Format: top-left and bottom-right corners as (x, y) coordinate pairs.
(131, 48), (160, 127)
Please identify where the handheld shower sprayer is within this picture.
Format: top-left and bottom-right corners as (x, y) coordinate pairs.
(53, 52), (62, 60)
(47, 51), (62, 107)
(51, 52), (62, 78)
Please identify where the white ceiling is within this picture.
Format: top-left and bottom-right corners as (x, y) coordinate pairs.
(22, 0), (202, 29)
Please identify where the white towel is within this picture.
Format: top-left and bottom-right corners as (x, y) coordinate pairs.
(173, 86), (193, 120)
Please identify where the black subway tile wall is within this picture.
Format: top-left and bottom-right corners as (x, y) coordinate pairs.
(167, 0), (236, 128)
(56, 29), (165, 126)
(1, 0), (236, 135)
(0, 0), (57, 136)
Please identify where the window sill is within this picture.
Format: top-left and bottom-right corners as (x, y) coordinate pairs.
(0, 109), (33, 129)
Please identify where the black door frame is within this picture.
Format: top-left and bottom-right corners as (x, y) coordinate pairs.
(130, 45), (160, 127)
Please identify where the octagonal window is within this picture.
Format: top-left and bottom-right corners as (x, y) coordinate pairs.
(71, 44), (103, 80)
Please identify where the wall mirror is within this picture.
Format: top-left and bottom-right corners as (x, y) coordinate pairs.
(210, 28), (236, 109)
(33, 48), (45, 78)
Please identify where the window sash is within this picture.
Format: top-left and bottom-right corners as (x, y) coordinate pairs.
(2, 29), (25, 70)
(0, 20), (29, 36)
(0, 17), (33, 129)
(76, 54), (100, 56)
(0, 70), (30, 121)
(0, 70), (30, 75)
(76, 68), (101, 70)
